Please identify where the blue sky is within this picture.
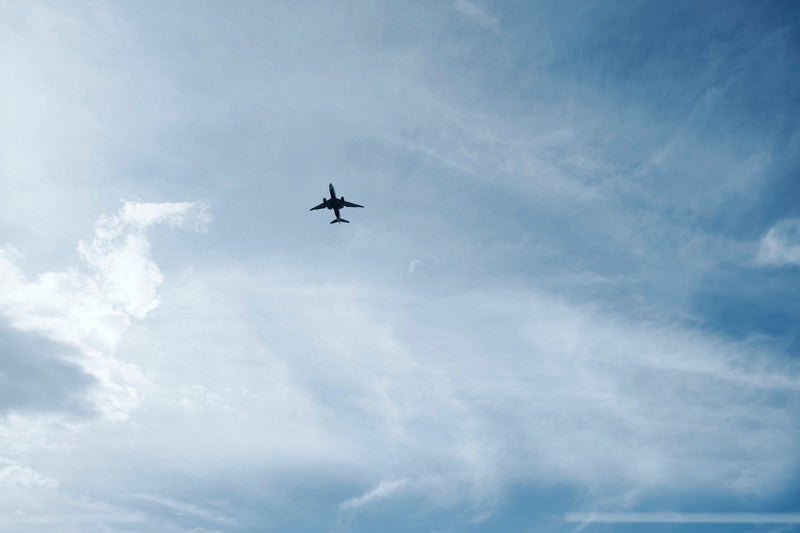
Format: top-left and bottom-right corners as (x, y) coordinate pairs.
(1, 1), (799, 531)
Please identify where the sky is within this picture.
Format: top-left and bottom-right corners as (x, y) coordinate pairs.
(1, 1), (799, 531)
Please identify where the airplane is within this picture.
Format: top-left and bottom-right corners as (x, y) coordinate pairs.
(309, 182), (364, 224)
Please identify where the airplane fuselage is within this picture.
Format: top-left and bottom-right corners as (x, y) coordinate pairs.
(329, 183), (341, 221)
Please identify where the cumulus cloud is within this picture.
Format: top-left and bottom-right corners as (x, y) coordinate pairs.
(0, 201), (210, 419)
(78, 201), (211, 319)
(0, 320), (95, 417)
(756, 218), (800, 267)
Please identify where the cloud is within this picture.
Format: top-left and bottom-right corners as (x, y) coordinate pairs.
(0, 459), (58, 490)
(0, 3), (184, 254)
(78, 201), (211, 319)
(565, 512), (800, 524)
(453, 0), (500, 34)
(0, 201), (209, 420)
(0, 2), (797, 530)
(340, 479), (408, 511)
(135, 494), (235, 527)
(0, 320), (95, 417)
(756, 218), (800, 267)
(122, 265), (800, 511)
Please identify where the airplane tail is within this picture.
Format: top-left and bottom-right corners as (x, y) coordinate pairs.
(330, 218), (349, 224)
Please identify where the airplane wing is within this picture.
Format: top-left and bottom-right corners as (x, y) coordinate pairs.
(309, 201), (327, 211)
(342, 200), (364, 208)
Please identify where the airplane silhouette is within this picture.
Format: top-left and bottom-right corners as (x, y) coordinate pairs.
(309, 183), (364, 224)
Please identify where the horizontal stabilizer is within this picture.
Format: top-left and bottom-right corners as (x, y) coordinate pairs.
(330, 218), (349, 224)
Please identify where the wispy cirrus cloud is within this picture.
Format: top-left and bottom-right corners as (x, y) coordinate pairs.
(118, 266), (800, 517)
(453, 0), (500, 34)
(340, 479), (408, 511)
(0, 1), (798, 531)
(565, 512), (800, 524)
(757, 218), (800, 267)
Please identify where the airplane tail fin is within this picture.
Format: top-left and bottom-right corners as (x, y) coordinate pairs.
(330, 218), (350, 224)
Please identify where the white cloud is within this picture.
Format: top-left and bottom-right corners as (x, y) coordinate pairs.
(340, 479), (408, 510)
(0, 3), (182, 254)
(0, 201), (209, 420)
(107, 265), (800, 513)
(78, 201), (211, 319)
(565, 512), (800, 524)
(756, 218), (800, 266)
(454, 0), (500, 34)
(0, 2), (796, 529)
(135, 494), (235, 526)
(0, 460), (58, 490)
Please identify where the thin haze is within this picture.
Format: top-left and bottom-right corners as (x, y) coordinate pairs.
(1, 1), (799, 532)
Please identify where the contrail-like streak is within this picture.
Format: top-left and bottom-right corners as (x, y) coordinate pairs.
(565, 512), (800, 524)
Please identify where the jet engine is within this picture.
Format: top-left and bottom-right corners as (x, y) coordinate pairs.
(322, 198), (327, 207)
